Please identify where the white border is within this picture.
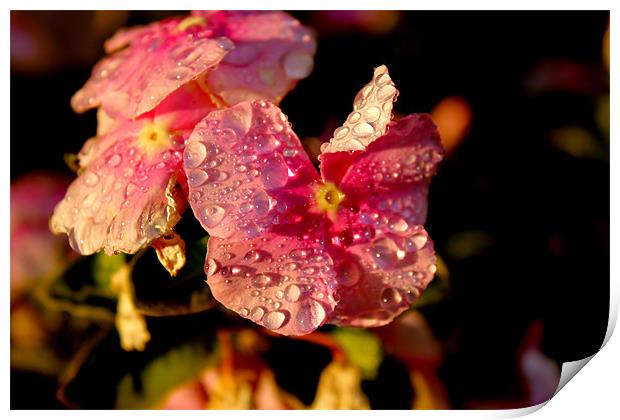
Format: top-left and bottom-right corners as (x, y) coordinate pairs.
(4, 1), (617, 418)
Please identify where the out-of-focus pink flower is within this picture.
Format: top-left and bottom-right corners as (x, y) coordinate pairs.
(51, 11), (316, 256)
(310, 11), (402, 36)
(185, 65), (443, 335)
(518, 321), (561, 406)
(11, 172), (75, 298)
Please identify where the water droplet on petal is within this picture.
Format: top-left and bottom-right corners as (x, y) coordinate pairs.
(339, 260), (361, 287)
(188, 169), (209, 187)
(261, 155), (288, 189)
(239, 308), (249, 317)
(352, 122), (374, 138)
(256, 134), (279, 154)
(284, 284), (301, 303)
(388, 217), (408, 232)
(107, 154), (122, 167)
(290, 248), (312, 260)
(363, 106), (381, 122)
(405, 233), (428, 251)
(296, 300), (326, 333)
(167, 66), (192, 81)
(251, 189), (271, 216)
(250, 306), (265, 322)
(380, 287), (403, 308)
(263, 311), (286, 330)
(84, 172), (99, 186)
(334, 126), (349, 139)
(243, 249), (262, 263)
(202, 205), (225, 228)
(184, 142), (207, 168)
(206, 258), (219, 276)
(375, 72), (392, 87)
(284, 262), (298, 271)
(370, 237), (401, 269)
(376, 84), (397, 101)
(252, 273), (279, 288)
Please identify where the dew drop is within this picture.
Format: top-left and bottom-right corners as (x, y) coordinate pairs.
(348, 112), (361, 124)
(167, 66), (192, 81)
(206, 258), (219, 276)
(249, 190), (270, 217)
(184, 142), (207, 168)
(239, 307), (249, 317)
(201, 205), (225, 228)
(334, 126), (349, 139)
(388, 217), (408, 232)
(338, 260), (361, 287)
(380, 287), (402, 307)
(296, 300), (326, 333)
(252, 273), (278, 288)
(263, 311), (286, 330)
(370, 237), (400, 269)
(375, 72), (392, 87)
(261, 155), (288, 189)
(188, 169), (209, 187)
(107, 154), (122, 167)
(250, 306), (265, 322)
(243, 249), (262, 263)
(352, 122), (374, 138)
(84, 172), (99, 187)
(284, 262), (298, 271)
(363, 106), (381, 122)
(284, 284), (301, 303)
(405, 233), (428, 251)
(376, 84), (397, 101)
(256, 134), (279, 154)
(289, 248), (312, 260)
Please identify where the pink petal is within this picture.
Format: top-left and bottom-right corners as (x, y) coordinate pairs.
(184, 100), (319, 240)
(336, 114), (444, 196)
(193, 11), (317, 105)
(50, 119), (188, 255)
(327, 227), (437, 327)
(205, 226), (337, 336)
(323, 115), (444, 327)
(71, 16), (231, 119)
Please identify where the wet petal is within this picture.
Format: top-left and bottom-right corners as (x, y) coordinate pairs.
(71, 16), (231, 119)
(50, 119), (187, 255)
(184, 100), (319, 240)
(340, 114), (443, 197)
(328, 227), (437, 327)
(320, 65), (397, 157)
(205, 228), (337, 336)
(193, 11), (317, 105)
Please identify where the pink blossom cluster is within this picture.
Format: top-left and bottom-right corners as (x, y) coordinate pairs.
(51, 11), (444, 335)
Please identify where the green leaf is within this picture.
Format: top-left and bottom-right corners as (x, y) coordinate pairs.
(331, 328), (383, 380)
(116, 341), (219, 409)
(92, 252), (125, 290)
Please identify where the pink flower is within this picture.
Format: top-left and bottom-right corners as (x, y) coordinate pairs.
(11, 172), (76, 298)
(51, 11), (316, 256)
(185, 65), (444, 335)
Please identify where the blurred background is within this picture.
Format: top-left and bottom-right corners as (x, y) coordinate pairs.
(10, 10), (609, 409)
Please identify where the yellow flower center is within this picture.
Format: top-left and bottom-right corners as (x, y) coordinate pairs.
(176, 16), (206, 32)
(137, 121), (171, 156)
(314, 182), (345, 219)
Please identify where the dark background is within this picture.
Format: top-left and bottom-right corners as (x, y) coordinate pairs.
(11, 10), (610, 408)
